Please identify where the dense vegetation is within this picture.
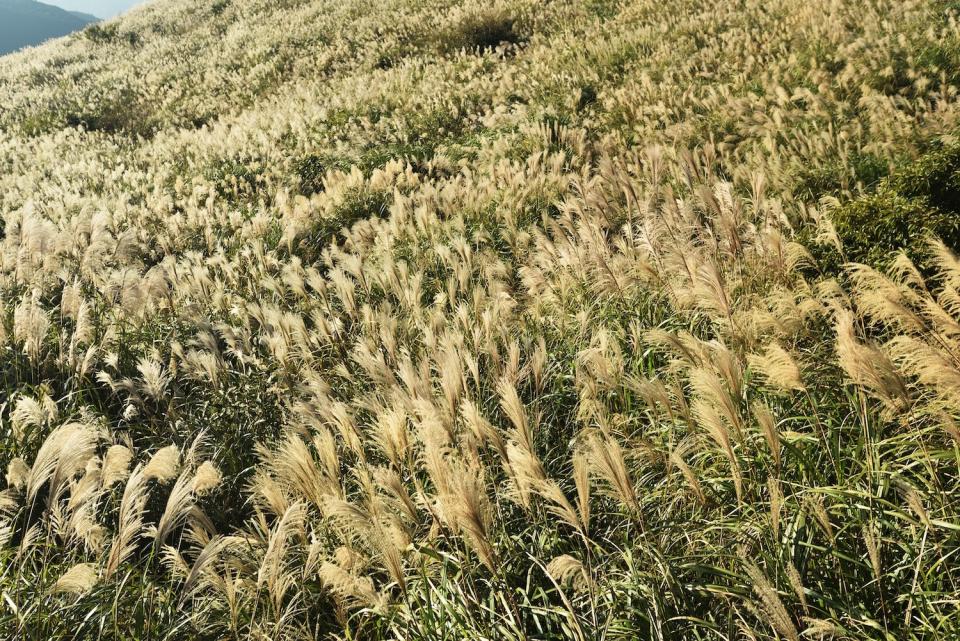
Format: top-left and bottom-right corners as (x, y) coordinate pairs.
(0, 0), (959, 639)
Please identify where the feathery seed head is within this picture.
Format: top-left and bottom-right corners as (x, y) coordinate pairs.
(52, 563), (99, 595)
(144, 445), (181, 483)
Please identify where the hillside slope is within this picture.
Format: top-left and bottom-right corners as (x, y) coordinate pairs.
(1, 0), (960, 639)
(0, 0), (95, 55)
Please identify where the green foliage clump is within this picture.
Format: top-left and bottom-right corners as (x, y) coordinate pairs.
(84, 23), (118, 43)
(793, 152), (889, 202)
(54, 88), (158, 137)
(64, 104), (150, 137)
(833, 192), (949, 266)
(889, 142), (960, 210)
(442, 10), (525, 54)
(211, 0), (231, 15)
(296, 138), (439, 195)
(84, 23), (141, 46)
(295, 153), (330, 195)
(297, 189), (392, 261)
(584, 0), (622, 19)
(326, 188), (392, 233)
(832, 143), (960, 267)
(205, 157), (266, 200)
(20, 110), (60, 137)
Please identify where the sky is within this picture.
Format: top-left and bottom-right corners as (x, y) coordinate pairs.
(44, 0), (143, 19)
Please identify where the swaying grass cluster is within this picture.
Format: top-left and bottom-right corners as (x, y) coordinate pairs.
(1, 0), (960, 639)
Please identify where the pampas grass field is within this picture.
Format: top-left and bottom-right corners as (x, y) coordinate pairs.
(1, 0), (960, 638)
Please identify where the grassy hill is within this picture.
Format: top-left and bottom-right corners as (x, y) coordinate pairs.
(0, 0), (96, 55)
(0, 0), (959, 639)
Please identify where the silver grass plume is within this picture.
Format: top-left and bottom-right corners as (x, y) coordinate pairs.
(105, 465), (150, 578)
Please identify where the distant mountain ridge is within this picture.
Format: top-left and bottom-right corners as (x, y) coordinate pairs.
(0, 0), (97, 55)
(67, 9), (99, 21)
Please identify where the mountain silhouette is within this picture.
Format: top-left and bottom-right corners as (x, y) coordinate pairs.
(0, 0), (97, 55)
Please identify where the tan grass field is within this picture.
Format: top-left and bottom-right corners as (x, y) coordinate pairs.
(0, 0), (959, 638)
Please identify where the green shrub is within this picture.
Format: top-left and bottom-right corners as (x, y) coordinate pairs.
(295, 153), (330, 195)
(830, 143), (960, 268)
(84, 23), (141, 46)
(64, 106), (144, 136)
(577, 84), (598, 112)
(205, 157), (266, 200)
(832, 191), (957, 267)
(888, 143), (960, 211)
(84, 23), (118, 44)
(63, 102), (156, 138)
(442, 10), (525, 54)
(329, 189), (392, 233)
(20, 110), (60, 137)
(296, 142), (436, 195)
(793, 152), (889, 202)
(297, 189), (392, 261)
(584, 0), (622, 19)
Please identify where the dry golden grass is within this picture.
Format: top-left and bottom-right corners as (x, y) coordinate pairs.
(0, 0), (959, 639)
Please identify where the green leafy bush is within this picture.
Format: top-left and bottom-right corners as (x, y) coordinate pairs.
(64, 104), (150, 136)
(19, 110), (60, 137)
(296, 142), (436, 194)
(793, 152), (889, 202)
(832, 192), (955, 266)
(297, 189), (392, 261)
(831, 143), (960, 267)
(888, 143), (960, 210)
(84, 23), (141, 46)
(83, 23), (118, 43)
(442, 10), (525, 54)
(55, 88), (158, 137)
(205, 157), (266, 200)
(295, 153), (330, 195)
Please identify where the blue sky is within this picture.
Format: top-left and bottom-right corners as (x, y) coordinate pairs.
(44, 1), (143, 19)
